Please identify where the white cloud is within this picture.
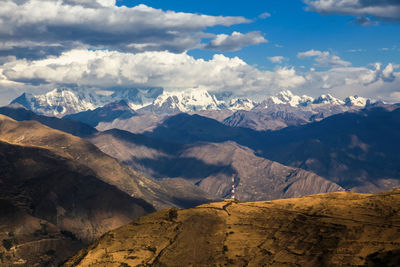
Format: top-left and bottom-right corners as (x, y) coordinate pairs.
(299, 63), (400, 100)
(353, 16), (378, 26)
(389, 91), (400, 102)
(268, 56), (286, 63)
(0, 49), (303, 96)
(204, 31), (267, 52)
(0, 0), (252, 57)
(259, 12), (271, 19)
(305, 0), (400, 23)
(297, 49), (351, 67)
(1, 49), (399, 104)
(364, 63), (396, 84)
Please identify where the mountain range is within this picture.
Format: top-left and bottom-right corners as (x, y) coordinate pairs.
(89, 129), (343, 201)
(11, 87), (372, 117)
(2, 101), (399, 196)
(10, 87), (379, 137)
(2, 87), (400, 265)
(142, 105), (400, 193)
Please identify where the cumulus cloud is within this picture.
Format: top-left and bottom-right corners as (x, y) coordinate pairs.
(299, 63), (400, 100)
(63, 0), (116, 8)
(268, 56), (286, 63)
(0, 0), (252, 58)
(305, 0), (400, 23)
(0, 49), (304, 96)
(204, 31), (267, 52)
(1, 49), (399, 103)
(297, 49), (351, 67)
(362, 63), (397, 84)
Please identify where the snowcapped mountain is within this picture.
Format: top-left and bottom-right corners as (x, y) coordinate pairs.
(268, 90), (314, 107)
(225, 90), (374, 131)
(10, 87), (163, 117)
(110, 87), (163, 110)
(10, 88), (99, 117)
(228, 98), (256, 111)
(9, 87), (373, 120)
(312, 94), (345, 106)
(344, 95), (369, 107)
(139, 88), (225, 114)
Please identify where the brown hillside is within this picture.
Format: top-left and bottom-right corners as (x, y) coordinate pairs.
(0, 199), (83, 267)
(0, 139), (154, 266)
(90, 129), (343, 201)
(64, 189), (400, 267)
(0, 115), (215, 209)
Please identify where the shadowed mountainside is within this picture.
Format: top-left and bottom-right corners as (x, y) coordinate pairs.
(3, 103), (399, 194)
(0, 140), (154, 241)
(144, 106), (400, 193)
(0, 199), (83, 267)
(222, 99), (356, 131)
(64, 189), (400, 267)
(0, 104), (97, 138)
(258, 105), (400, 192)
(90, 129), (343, 201)
(0, 115), (216, 210)
(63, 100), (137, 127)
(0, 140), (154, 266)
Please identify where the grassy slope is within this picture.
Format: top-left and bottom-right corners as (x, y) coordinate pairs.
(64, 189), (400, 266)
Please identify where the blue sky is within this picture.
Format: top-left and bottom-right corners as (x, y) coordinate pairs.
(117, 0), (400, 70)
(0, 0), (399, 104)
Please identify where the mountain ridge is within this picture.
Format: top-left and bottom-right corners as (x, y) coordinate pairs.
(10, 87), (374, 120)
(0, 114), (216, 210)
(63, 189), (400, 267)
(89, 129), (344, 201)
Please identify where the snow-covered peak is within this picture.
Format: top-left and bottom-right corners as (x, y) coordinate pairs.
(111, 87), (162, 109)
(9, 86), (374, 119)
(312, 94), (344, 106)
(38, 88), (97, 108)
(298, 95), (314, 106)
(344, 95), (368, 107)
(268, 90), (314, 107)
(9, 87), (163, 117)
(277, 90), (295, 101)
(228, 98), (255, 111)
(151, 88), (224, 113)
(10, 88), (98, 117)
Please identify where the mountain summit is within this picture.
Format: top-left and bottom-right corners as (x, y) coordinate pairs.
(140, 87), (225, 114)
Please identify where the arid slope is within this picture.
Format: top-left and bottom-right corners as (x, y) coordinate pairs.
(0, 114), (215, 209)
(90, 129), (343, 201)
(64, 189), (400, 267)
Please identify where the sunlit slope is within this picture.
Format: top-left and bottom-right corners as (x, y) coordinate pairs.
(0, 114), (215, 209)
(65, 189), (400, 267)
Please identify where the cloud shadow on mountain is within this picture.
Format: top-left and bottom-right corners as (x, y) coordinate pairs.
(128, 155), (236, 180)
(144, 107), (400, 191)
